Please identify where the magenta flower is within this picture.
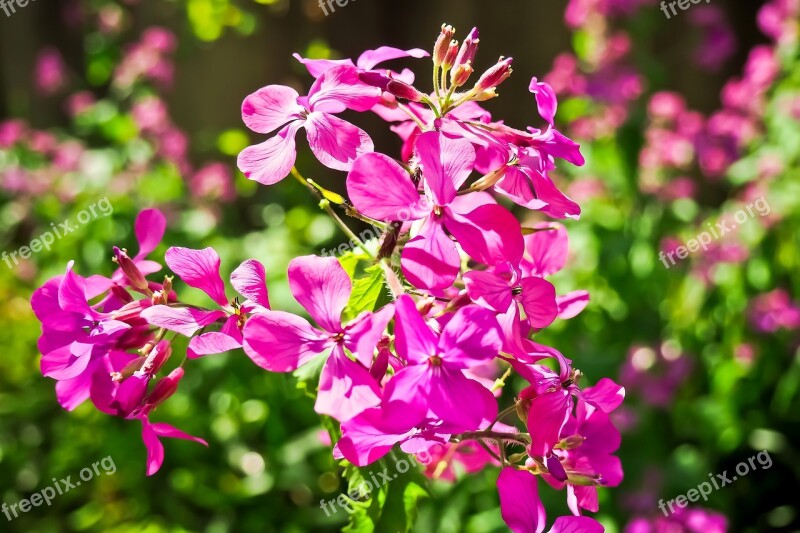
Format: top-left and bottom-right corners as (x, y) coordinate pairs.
(34, 47), (68, 95)
(31, 264), (132, 410)
(141, 416), (208, 476)
(464, 266), (558, 330)
(516, 355), (625, 457)
(111, 208), (166, 289)
(336, 407), (449, 467)
(237, 65), (381, 185)
(242, 255), (393, 422)
(293, 46), (429, 79)
(348, 131), (524, 289)
(541, 405), (624, 515)
(498, 467), (604, 533)
(381, 295), (502, 432)
(142, 247), (269, 358)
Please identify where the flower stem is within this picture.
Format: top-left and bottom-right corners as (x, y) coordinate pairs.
(453, 430), (530, 446)
(290, 167), (376, 259)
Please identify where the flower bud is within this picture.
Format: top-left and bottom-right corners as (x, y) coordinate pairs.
(475, 57), (513, 92)
(556, 435), (586, 450)
(112, 374), (149, 415)
(545, 454), (568, 481)
(146, 367), (184, 407)
(358, 71), (390, 90)
(113, 246), (149, 292)
(387, 79), (426, 102)
(450, 62), (474, 88)
(111, 299), (149, 322)
(111, 356), (146, 382)
(110, 283), (134, 304)
(442, 40), (459, 69)
(473, 88), (498, 102)
(454, 28), (479, 69)
(515, 397), (531, 424)
(141, 340), (172, 375)
(433, 24), (455, 67)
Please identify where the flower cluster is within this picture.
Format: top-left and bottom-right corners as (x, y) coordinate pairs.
(30, 209), (208, 476)
(31, 24), (625, 531)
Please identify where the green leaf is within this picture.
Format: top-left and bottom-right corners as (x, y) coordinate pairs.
(293, 352), (327, 399)
(344, 265), (386, 319)
(342, 455), (430, 533)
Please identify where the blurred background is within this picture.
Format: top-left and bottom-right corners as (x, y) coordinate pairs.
(1, 0), (799, 531)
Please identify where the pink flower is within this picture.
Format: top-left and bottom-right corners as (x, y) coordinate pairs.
(293, 46), (428, 80)
(497, 467), (604, 533)
(348, 131), (523, 289)
(380, 295), (502, 433)
(237, 65), (381, 185)
(541, 405), (624, 514)
(748, 289), (800, 332)
(31, 264), (132, 410)
(142, 247), (270, 358)
(141, 417), (207, 476)
(190, 163), (235, 202)
(34, 48), (68, 95)
(242, 255), (393, 422)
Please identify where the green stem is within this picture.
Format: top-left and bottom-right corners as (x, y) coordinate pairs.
(488, 403), (518, 431)
(290, 167), (376, 259)
(453, 430), (530, 446)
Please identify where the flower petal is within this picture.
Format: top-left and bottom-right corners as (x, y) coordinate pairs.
(308, 65), (381, 113)
(242, 310), (329, 372)
(556, 290), (589, 320)
(527, 389), (571, 457)
(416, 131), (475, 205)
(305, 112), (374, 172)
(428, 366), (498, 432)
(549, 516), (603, 533)
(187, 330), (243, 359)
(344, 303), (395, 367)
(134, 208), (167, 259)
(347, 152), (428, 221)
(519, 276), (558, 329)
(463, 270), (513, 313)
(440, 305), (503, 367)
(497, 467), (547, 533)
(338, 407), (416, 467)
(356, 47), (429, 70)
(446, 203), (524, 267)
(523, 223), (568, 277)
(141, 306), (226, 337)
(292, 53), (355, 78)
(401, 217), (460, 290)
(529, 77), (558, 125)
(582, 378), (625, 413)
(315, 347), (381, 423)
(142, 419), (208, 476)
(231, 259), (270, 309)
(165, 247), (228, 306)
(393, 294), (439, 365)
(241, 85), (304, 134)
(237, 121), (301, 185)
(288, 255), (351, 333)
